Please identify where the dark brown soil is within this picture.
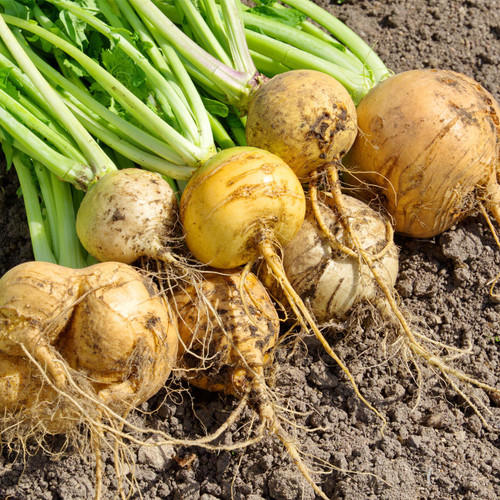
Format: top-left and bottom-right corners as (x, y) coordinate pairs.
(1, 1), (499, 499)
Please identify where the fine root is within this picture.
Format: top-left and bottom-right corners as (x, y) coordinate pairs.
(313, 163), (499, 427)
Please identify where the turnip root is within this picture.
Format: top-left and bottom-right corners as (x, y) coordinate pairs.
(58, 261), (178, 409)
(246, 70), (358, 180)
(174, 269), (279, 397)
(344, 69), (500, 238)
(76, 168), (180, 264)
(172, 268), (330, 499)
(261, 195), (399, 322)
(0, 261), (82, 387)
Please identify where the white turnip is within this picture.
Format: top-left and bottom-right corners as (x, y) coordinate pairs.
(76, 168), (180, 265)
(261, 194), (399, 322)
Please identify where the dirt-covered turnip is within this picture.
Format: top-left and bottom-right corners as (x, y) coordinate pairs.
(246, 70), (358, 180)
(76, 168), (179, 264)
(174, 269), (279, 397)
(0, 260), (179, 490)
(172, 268), (329, 499)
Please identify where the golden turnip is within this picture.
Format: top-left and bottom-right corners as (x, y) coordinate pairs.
(344, 69), (500, 238)
(246, 69), (358, 180)
(0, 260), (178, 494)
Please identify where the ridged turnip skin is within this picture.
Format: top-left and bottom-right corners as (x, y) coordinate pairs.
(263, 195), (399, 322)
(0, 351), (55, 411)
(180, 147), (306, 269)
(76, 168), (178, 263)
(0, 261), (80, 356)
(59, 262), (178, 408)
(344, 69), (500, 238)
(173, 269), (279, 397)
(0, 351), (77, 434)
(246, 70), (358, 179)
(0, 261), (178, 431)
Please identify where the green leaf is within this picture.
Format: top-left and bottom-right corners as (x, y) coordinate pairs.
(61, 56), (88, 78)
(248, 5), (307, 27)
(101, 45), (146, 91)
(86, 30), (105, 60)
(58, 9), (89, 51)
(0, 0), (32, 19)
(0, 67), (20, 100)
(202, 97), (229, 118)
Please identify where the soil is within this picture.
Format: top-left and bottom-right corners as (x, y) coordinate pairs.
(1, 1), (499, 499)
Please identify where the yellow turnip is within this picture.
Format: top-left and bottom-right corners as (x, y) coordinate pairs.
(246, 69), (358, 181)
(0, 260), (178, 495)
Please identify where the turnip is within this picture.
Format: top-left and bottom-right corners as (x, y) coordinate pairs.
(172, 268), (330, 499)
(75, 168), (180, 265)
(0, 260), (178, 410)
(0, 260), (179, 496)
(245, 69), (358, 180)
(260, 194), (399, 323)
(174, 269), (279, 399)
(344, 69), (500, 239)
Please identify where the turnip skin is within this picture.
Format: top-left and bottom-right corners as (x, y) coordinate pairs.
(265, 195), (399, 322)
(0, 261), (79, 355)
(180, 147), (306, 269)
(0, 261), (178, 417)
(0, 352), (52, 411)
(76, 168), (179, 264)
(173, 269), (279, 397)
(59, 262), (178, 407)
(344, 69), (500, 238)
(246, 70), (358, 180)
